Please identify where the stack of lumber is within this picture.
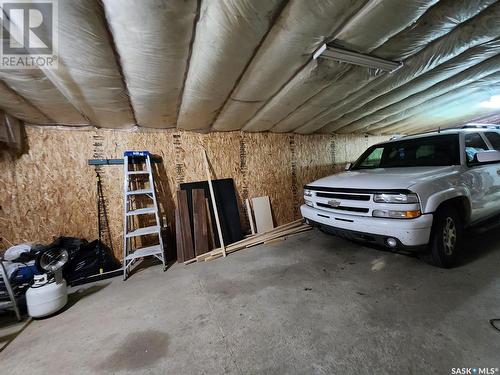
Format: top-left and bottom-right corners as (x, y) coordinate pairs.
(185, 219), (311, 264)
(176, 189), (213, 263)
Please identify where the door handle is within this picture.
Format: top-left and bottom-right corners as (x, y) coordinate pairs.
(497, 169), (500, 176)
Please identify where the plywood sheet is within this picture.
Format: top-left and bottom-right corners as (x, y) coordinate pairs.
(192, 189), (209, 257)
(177, 190), (194, 261)
(180, 178), (243, 247)
(246, 133), (294, 226)
(251, 196), (274, 233)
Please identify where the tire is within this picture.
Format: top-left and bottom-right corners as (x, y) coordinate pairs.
(428, 205), (463, 268)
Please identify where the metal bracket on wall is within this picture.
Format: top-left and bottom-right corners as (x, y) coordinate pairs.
(88, 157), (162, 166)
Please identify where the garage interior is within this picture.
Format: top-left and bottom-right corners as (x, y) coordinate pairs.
(1, 0), (500, 374)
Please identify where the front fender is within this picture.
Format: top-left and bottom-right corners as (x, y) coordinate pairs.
(423, 187), (471, 214)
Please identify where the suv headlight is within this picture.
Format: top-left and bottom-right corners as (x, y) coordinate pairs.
(304, 189), (313, 197)
(373, 193), (419, 204)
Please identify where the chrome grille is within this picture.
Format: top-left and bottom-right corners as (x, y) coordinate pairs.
(315, 192), (370, 201)
(305, 186), (375, 216)
(316, 203), (369, 213)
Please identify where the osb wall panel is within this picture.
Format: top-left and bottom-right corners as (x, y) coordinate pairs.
(246, 133), (294, 228)
(0, 130), (96, 249)
(0, 127), (390, 259)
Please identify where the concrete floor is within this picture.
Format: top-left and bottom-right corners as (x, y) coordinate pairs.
(1, 228), (499, 374)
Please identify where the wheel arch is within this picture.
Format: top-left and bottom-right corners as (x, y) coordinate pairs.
(434, 196), (471, 226)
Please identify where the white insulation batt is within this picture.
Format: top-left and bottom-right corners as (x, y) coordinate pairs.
(296, 0), (500, 134)
(44, 0), (135, 128)
(382, 71), (500, 131)
(342, 40), (500, 133)
(211, 0), (369, 131)
(0, 81), (50, 124)
(242, 0), (438, 133)
(103, 0), (197, 128)
(0, 18), (87, 125)
(177, 0), (284, 131)
(375, 0), (497, 60)
(0, 68), (88, 125)
(281, 0), (497, 133)
(386, 87), (500, 134)
(0, 0), (499, 135)
(314, 1), (500, 133)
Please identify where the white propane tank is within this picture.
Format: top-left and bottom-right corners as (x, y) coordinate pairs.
(26, 274), (68, 318)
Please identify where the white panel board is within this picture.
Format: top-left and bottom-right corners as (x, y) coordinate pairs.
(251, 196), (274, 233)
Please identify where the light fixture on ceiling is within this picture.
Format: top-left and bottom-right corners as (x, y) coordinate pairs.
(480, 95), (500, 108)
(313, 43), (403, 73)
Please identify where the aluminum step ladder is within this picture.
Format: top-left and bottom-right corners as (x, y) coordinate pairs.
(123, 151), (166, 280)
(0, 259), (21, 321)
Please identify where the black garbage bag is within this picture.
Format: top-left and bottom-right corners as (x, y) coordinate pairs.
(63, 240), (121, 283)
(34, 237), (88, 273)
(35, 237), (120, 283)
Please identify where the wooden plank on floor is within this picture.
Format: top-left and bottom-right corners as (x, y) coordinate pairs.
(177, 190), (194, 261)
(193, 189), (209, 257)
(195, 219), (304, 259)
(203, 149), (226, 257)
(251, 196), (274, 233)
(191, 219), (306, 262)
(197, 220), (309, 261)
(245, 198), (256, 235)
(243, 226), (311, 249)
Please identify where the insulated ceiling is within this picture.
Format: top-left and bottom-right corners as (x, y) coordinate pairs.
(0, 0), (499, 135)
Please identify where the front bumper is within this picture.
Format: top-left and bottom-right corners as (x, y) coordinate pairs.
(300, 204), (433, 250)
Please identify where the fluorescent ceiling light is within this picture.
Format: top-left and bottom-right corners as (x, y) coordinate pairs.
(480, 95), (500, 108)
(313, 43), (403, 73)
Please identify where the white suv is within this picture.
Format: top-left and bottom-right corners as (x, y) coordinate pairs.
(301, 127), (500, 267)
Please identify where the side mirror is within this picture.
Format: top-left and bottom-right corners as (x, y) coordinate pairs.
(475, 150), (500, 164)
(345, 162), (352, 171)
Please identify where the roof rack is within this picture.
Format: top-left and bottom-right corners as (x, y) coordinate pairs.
(401, 123), (500, 138)
(460, 123), (500, 130)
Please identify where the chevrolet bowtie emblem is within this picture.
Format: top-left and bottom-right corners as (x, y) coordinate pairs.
(328, 199), (341, 208)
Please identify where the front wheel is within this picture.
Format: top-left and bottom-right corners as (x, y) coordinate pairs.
(428, 206), (463, 268)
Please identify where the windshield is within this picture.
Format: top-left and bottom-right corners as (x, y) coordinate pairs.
(351, 134), (460, 170)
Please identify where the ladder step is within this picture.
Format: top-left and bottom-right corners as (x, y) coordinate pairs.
(127, 170), (150, 175)
(126, 188), (153, 195)
(126, 207), (156, 216)
(125, 244), (163, 261)
(124, 151), (150, 157)
(126, 225), (160, 238)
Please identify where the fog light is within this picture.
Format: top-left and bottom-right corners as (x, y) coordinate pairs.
(386, 238), (397, 248)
